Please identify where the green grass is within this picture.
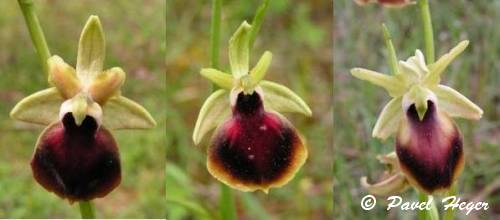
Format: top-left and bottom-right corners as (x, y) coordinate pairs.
(166, 0), (333, 219)
(0, 0), (165, 218)
(334, 1), (499, 219)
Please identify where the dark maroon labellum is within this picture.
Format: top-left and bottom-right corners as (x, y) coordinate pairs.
(31, 113), (121, 202)
(396, 101), (464, 194)
(207, 92), (307, 191)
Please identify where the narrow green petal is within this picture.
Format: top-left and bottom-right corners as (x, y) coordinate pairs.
(259, 81), (312, 116)
(229, 21), (251, 79)
(424, 40), (469, 86)
(350, 68), (405, 97)
(372, 97), (403, 140)
(250, 51), (272, 86)
(89, 67), (126, 104)
(77, 15), (105, 83)
(433, 85), (483, 120)
(193, 89), (230, 145)
(102, 96), (156, 129)
(10, 88), (63, 125)
(200, 68), (233, 90)
(47, 55), (81, 99)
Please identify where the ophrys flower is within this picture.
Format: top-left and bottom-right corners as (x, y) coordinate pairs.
(352, 41), (482, 194)
(193, 21), (312, 193)
(10, 16), (156, 202)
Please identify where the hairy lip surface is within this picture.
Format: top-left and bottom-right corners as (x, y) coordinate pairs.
(207, 92), (307, 192)
(31, 113), (121, 202)
(397, 101), (463, 194)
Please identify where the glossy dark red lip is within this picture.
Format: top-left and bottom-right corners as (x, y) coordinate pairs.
(31, 113), (121, 202)
(207, 92), (307, 191)
(397, 101), (463, 194)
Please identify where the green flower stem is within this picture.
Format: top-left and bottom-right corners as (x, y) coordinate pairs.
(210, 0), (222, 69)
(443, 184), (457, 220)
(17, 0), (51, 76)
(79, 201), (96, 219)
(418, 0), (435, 63)
(209, 0), (237, 219)
(220, 184), (237, 220)
(417, 192), (439, 220)
(382, 24), (399, 75)
(18, 1), (97, 218)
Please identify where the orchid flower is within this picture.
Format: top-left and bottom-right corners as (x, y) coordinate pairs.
(10, 16), (156, 202)
(352, 41), (483, 194)
(193, 21), (312, 193)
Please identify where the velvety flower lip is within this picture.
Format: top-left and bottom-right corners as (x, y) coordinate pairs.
(397, 101), (464, 194)
(208, 91), (307, 193)
(193, 21), (311, 192)
(32, 113), (121, 203)
(352, 41), (482, 194)
(10, 15), (156, 202)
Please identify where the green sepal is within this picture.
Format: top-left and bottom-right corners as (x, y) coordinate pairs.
(102, 96), (156, 129)
(351, 68), (405, 97)
(424, 41), (469, 86)
(372, 97), (403, 140)
(229, 21), (251, 79)
(432, 85), (483, 120)
(10, 87), (63, 125)
(249, 51), (272, 87)
(77, 15), (105, 83)
(192, 89), (231, 145)
(259, 80), (312, 117)
(200, 68), (233, 90)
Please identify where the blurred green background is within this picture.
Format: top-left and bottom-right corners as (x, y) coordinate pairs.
(166, 0), (332, 219)
(0, 0), (165, 218)
(334, 1), (499, 219)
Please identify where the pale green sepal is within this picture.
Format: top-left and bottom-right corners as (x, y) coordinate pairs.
(229, 21), (251, 79)
(102, 96), (156, 129)
(259, 80), (312, 117)
(372, 97), (403, 140)
(350, 68), (405, 97)
(77, 15), (105, 83)
(424, 40), (469, 86)
(432, 85), (483, 120)
(193, 89), (231, 145)
(200, 68), (233, 90)
(10, 87), (63, 125)
(250, 51), (272, 87)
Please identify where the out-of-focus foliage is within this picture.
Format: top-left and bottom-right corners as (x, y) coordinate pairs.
(334, 1), (499, 219)
(166, 0), (333, 219)
(0, 0), (165, 218)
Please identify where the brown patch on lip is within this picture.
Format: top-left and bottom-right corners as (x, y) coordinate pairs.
(207, 92), (307, 192)
(397, 101), (464, 194)
(31, 113), (121, 202)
